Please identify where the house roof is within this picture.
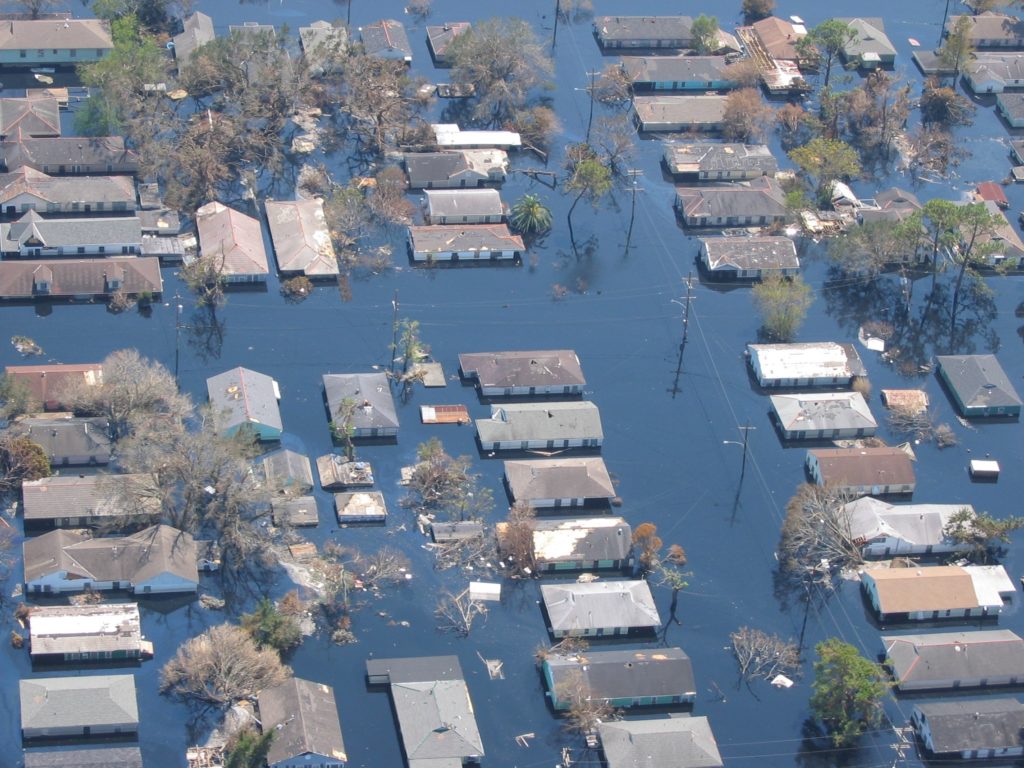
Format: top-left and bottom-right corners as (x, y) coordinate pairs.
(634, 95), (728, 127)
(976, 181), (1010, 206)
(258, 449), (313, 491)
(837, 18), (897, 59)
(969, 52), (1024, 86)
(365, 655), (465, 684)
(514, 517), (632, 564)
(207, 366), (282, 434)
(864, 566), (981, 614)
(23, 416), (111, 463)
(28, 603), (142, 657)
(0, 18), (112, 52)
(195, 201), (269, 277)
(0, 166), (134, 206)
(770, 391), (877, 433)
(334, 491), (387, 519)
(430, 124), (522, 149)
(546, 648), (695, 701)
(676, 178), (788, 220)
(664, 143), (778, 176)
(228, 21), (275, 37)
(915, 699), (1024, 753)
(459, 349), (585, 389)
(807, 446), (916, 488)
(23, 524), (198, 587)
(409, 224), (523, 255)
(947, 12), (1024, 44)
(477, 402), (603, 444)
(360, 19), (412, 59)
(173, 12), (215, 66)
(843, 497), (972, 548)
(883, 630), (1024, 689)
(4, 362), (102, 407)
(0, 136), (138, 173)
(937, 354), (1022, 410)
(541, 580), (660, 632)
(322, 372), (398, 431)
(599, 716), (723, 768)
(404, 149), (507, 185)
(593, 16), (693, 44)
(752, 16), (805, 60)
(748, 342), (866, 381)
(504, 457), (615, 502)
(860, 187), (922, 224)
(426, 189), (504, 219)
(702, 236), (798, 271)
(621, 55), (732, 84)
(20, 675), (138, 731)
(22, 473), (156, 523)
(264, 199), (338, 277)
(299, 20), (348, 68)
(880, 389), (929, 412)
(426, 22), (470, 59)
(392, 679), (484, 766)
(271, 496), (318, 526)
(0, 98), (59, 139)
(258, 677), (347, 766)
(1, 211), (142, 250)
(23, 747), (144, 768)
(0, 257), (162, 299)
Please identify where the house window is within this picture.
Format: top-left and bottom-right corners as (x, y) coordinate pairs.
(19, 50), (25, 58)
(37, 49), (44, 57)
(77, 247), (85, 254)
(70, 49), (76, 57)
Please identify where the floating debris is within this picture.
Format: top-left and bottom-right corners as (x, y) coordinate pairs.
(771, 674), (795, 689)
(11, 336), (42, 355)
(478, 651), (505, 680)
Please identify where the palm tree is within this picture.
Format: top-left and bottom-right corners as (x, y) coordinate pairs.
(509, 193), (552, 236)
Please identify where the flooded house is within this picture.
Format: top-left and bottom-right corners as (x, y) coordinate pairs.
(836, 18), (897, 68)
(497, 516), (633, 571)
(0, 257), (162, 300)
(946, 12), (1024, 49)
(403, 150), (508, 189)
(23, 747), (143, 767)
(172, 12), (215, 70)
(23, 524), (200, 595)
(747, 342), (866, 388)
(0, 211), (142, 257)
(544, 647), (696, 708)
(663, 143), (778, 183)
(592, 15), (694, 49)
(0, 18), (113, 67)
(334, 491), (387, 524)
(0, 136), (140, 175)
(966, 53), (1024, 92)
(936, 354), (1022, 417)
(476, 402), (604, 451)
(20, 675), (138, 740)
(27, 603), (150, 664)
(861, 564), (1015, 623)
(271, 496), (319, 527)
(997, 92), (1024, 127)
(407, 224), (523, 263)
(316, 455), (374, 490)
(207, 366), (283, 441)
(430, 124), (522, 150)
(911, 700), (1024, 760)
(322, 372), (399, 438)
(599, 717), (723, 768)
(256, 449), (314, 494)
(633, 95), (728, 133)
(675, 178), (789, 228)
(0, 98), (60, 140)
(699, 237), (799, 280)
(842, 497), (975, 557)
(4, 361), (102, 410)
(805, 446), (916, 496)
(299, 21), (348, 76)
(0, 167), (136, 215)
(882, 630), (1024, 691)
(504, 457), (615, 508)
(257, 677), (347, 768)
(459, 349), (586, 396)
(195, 201), (269, 284)
(541, 580), (660, 637)
(365, 656), (484, 768)
(22, 415), (112, 465)
(264, 199), (339, 279)
(424, 189), (505, 225)
(21, 473), (158, 530)
(359, 19), (412, 63)
(426, 22), (470, 65)
(622, 55), (740, 91)
(769, 391), (877, 440)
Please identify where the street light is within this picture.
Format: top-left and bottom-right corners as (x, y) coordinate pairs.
(722, 423), (755, 478)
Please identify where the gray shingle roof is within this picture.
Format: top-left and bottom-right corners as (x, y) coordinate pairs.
(264, 199), (338, 277)
(0, 136), (138, 173)
(884, 630), (1024, 689)
(770, 392), (877, 433)
(937, 354), (1022, 410)
(322, 372), (398, 431)
(541, 580), (660, 633)
(476, 402), (603, 444)
(0, 98), (60, 139)
(546, 648), (695, 701)
(0, 19), (112, 52)
(915, 699), (1024, 753)
(701, 237), (798, 272)
(360, 19), (412, 60)
(207, 366), (283, 435)
(392, 680), (484, 764)
(20, 675), (138, 732)
(257, 449), (314, 492)
(676, 178), (788, 220)
(409, 224), (523, 256)
(504, 457), (615, 502)
(299, 20), (348, 71)
(21, 473), (157, 524)
(23, 416), (112, 464)
(599, 716), (723, 768)
(258, 677), (347, 766)
(0, 166), (135, 206)
(634, 95), (728, 128)
(1, 211), (141, 251)
(426, 189), (504, 219)
(837, 18), (897, 59)
(459, 349), (585, 389)
(664, 143), (778, 176)
(173, 12), (215, 66)
(844, 497), (970, 549)
(593, 16), (694, 45)
(622, 55), (732, 84)
(23, 746), (144, 767)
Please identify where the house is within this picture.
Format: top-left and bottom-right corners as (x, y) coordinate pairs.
(207, 366), (283, 440)
(404, 150), (508, 189)
(498, 516), (633, 571)
(599, 717), (723, 768)
(504, 457), (615, 508)
(258, 677), (347, 768)
(360, 19), (412, 63)
(593, 16), (694, 49)
(365, 656), (484, 768)
(633, 94), (728, 132)
(23, 416), (111, 465)
(228, 21), (275, 38)
(769, 391), (877, 440)
(426, 22), (470, 65)
(747, 342), (866, 387)
(4, 362), (102, 410)
(431, 521), (484, 542)
(0, 211), (142, 257)
(21, 473), (158, 529)
(20, 675), (138, 740)
(316, 455), (373, 490)
(997, 92), (1024, 127)
(675, 178), (789, 227)
(195, 201), (270, 283)
(664, 143), (778, 182)
(23, 524), (200, 595)
(700, 236), (799, 279)
(334, 491), (387, 523)
(861, 564), (1014, 622)
(837, 18), (897, 68)
(0, 18), (112, 67)
(271, 496), (318, 527)
(912, 700), (1024, 760)
(425, 189), (505, 224)
(407, 224), (523, 263)
(430, 124), (522, 150)
(476, 402), (604, 451)
(0, 257), (162, 300)
(858, 187), (923, 227)
(172, 12), (215, 69)
(968, 201), (1024, 268)
(264, 199), (339, 279)
(0, 98), (59, 139)
(946, 12), (1024, 49)
(257, 449), (314, 494)
(975, 181), (1010, 209)
(544, 648), (695, 709)
(299, 21), (347, 75)
(750, 16), (806, 61)
(0, 167), (136, 215)
(0, 136), (139, 175)
(936, 354), (1022, 417)
(966, 53), (1024, 92)
(459, 349), (585, 396)
(843, 497), (975, 557)
(323, 372), (399, 438)
(882, 630), (1024, 691)
(541, 580), (660, 637)
(806, 446), (916, 496)
(23, 747), (144, 768)
(28, 603), (149, 663)
(880, 389), (929, 413)
(622, 56), (739, 91)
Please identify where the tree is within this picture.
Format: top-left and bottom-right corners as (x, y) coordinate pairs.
(777, 484), (862, 582)
(789, 137), (861, 205)
(510, 194), (553, 236)
(752, 274), (813, 342)
(631, 522), (663, 572)
(224, 730), (274, 768)
(556, 670), (616, 734)
(357, 547), (411, 590)
(908, 125), (966, 179)
(938, 15), (974, 74)
(922, 198), (962, 284)
(92, 0), (171, 33)
(0, 433), (49, 492)
(338, 52), (426, 155)
(594, 63), (633, 106)
(563, 143), (612, 254)
(920, 78), (974, 126)
(842, 72), (912, 160)
(691, 14), (720, 55)
(241, 597), (302, 654)
(721, 87), (773, 143)
(368, 166), (416, 227)
(330, 397), (359, 460)
(798, 20), (855, 89)
(435, 588), (487, 636)
(944, 508), (1024, 558)
(742, 0), (775, 21)
(499, 501), (537, 575)
(406, 438), (493, 520)
(775, 103), (822, 149)
(506, 106), (561, 157)
(810, 639), (889, 747)
(160, 624), (291, 705)
(829, 217), (922, 276)
(731, 627), (800, 682)
(181, 250), (228, 308)
(950, 202), (1003, 326)
(15, 0), (60, 20)
(0, 374), (38, 419)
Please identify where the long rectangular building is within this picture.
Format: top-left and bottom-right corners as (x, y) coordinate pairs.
(28, 603), (148, 663)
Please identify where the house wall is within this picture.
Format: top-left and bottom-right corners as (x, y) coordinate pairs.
(1, 196), (133, 215)
(479, 384), (583, 397)
(998, 100), (1024, 127)
(481, 437), (602, 451)
(221, 273), (268, 284)
(0, 48), (109, 66)
(22, 720), (137, 739)
(899, 674), (1023, 692)
(640, 119), (721, 132)
(46, 451), (110, 466)
(862, 538), (967, 558)
(633, 79), (735, 91)
(540, 558), (626, 572)
(133, 572), (198, 595)
(32, 161), (138, 175)
(429, 212), (504, 225)
(553, 625), (631, 638)
(751, 358), (853, 388)
(14, 243), (140, 258)
(270, 753), (345, 768)
(350, 426), (398, 438)
(412, 248), (518, 262)
(223, 421), (281, 442)
(684, 212), (786, 227)
(939, 368), (1022, 417)
(781, 425), (874, 440)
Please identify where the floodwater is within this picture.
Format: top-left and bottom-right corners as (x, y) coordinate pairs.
(2, 0), (1024, 766)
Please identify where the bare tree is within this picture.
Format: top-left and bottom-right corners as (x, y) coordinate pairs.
(731, 626), (801, 682)
(368, 166), (417, 227)
(405, 438), (493, 521)
(534, 636), (589, 665)
(0, 432), (49, 493)
(497, 501), (536, 575)
(358, 547), (411, 590)
(555, 669), (617, 734)
(778, 484), (862, 583)
(435, 588), (487, 636)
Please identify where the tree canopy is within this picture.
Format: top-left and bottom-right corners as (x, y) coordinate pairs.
(810, 639), (889, 747)
(798, 20), (855, 88)
(752, 274), (813, 342)
(789, 137), (861, 205)
(691, 15), (720, 55)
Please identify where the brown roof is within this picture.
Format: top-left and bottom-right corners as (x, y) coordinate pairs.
(0, 98), (60, 139)
(0, 19), (112, 52)
(5, 363), (102, 408)
(808, 446), (916, 488)
(880, 389), (929, 413)
(0, 166), (136, 206)
(752, 16), (804, 61)
(196, 201), (269, 277)
(867, 566), (979, 614)
(264, 199), (338, 277)
(0, 257), (162, 299)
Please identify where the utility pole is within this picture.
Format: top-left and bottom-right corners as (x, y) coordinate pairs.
(173, 292), (183, 383)
(668, 273), (697, 398)
(624, 169), (643, 254)
(552, 0), (560, 49)
(939, 0), (952, 48)
(584, 69), (598, 143)
(737, 422), (756, 479)
(389, 289), (400, 379)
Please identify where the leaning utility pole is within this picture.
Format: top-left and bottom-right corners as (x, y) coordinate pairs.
(624, 169), (644, 254)
(389, 289), (400, 378)
(173, 292), (184, 383)
(584, 69), (598, 142)
(668, 273), (697, 398)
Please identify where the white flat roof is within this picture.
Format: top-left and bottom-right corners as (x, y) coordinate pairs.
(749, 342), (857, 381)
(967, 565), (1015, 605)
